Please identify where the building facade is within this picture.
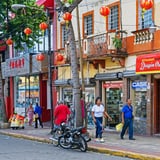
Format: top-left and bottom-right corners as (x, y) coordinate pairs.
(55, 0), (160, 136)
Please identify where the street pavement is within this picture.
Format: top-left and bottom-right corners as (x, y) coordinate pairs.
(0, 122), (160, 160)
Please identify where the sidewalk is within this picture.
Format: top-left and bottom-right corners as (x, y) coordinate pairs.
(0, 122), (160, 160)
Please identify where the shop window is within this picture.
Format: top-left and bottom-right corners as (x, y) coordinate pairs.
(15, 75), (39, 110)
(62, 87), (95, 127)
(85, 88), (95, 127)
(132, 81), (147, 118)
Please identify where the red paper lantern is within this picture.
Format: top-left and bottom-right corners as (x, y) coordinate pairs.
(99, 6), (110, 17)
(56, 54), (64, 62)
(6, 38), (13, 45)
(36, 53), (45, 61)
(140, 0), (153, 10)
(39, 22), (48, 31)
(24, 27), (32, 36)
(63, 12), (72, 24)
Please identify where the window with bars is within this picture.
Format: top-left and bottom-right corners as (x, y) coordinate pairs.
(138, 7), (152, 29)
(84, 14), (93, 36)
(108, 5), (119, 30)
(61, 24), (68, 48)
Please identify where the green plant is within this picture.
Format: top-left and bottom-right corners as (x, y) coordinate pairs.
(112, 37), (122, 49)
(0, 0), (47, 50)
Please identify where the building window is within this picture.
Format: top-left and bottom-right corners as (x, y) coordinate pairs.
(108, 5), (119, 30)
(61, 24), (68, 48)
(83, 11), (94, 37)
(138, 0), (152, 29)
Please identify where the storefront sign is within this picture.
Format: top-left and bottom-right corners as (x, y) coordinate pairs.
(103, 82), (123, 88)
(132, 81), (148, 89)
(2, 54), (30, 77)
(136, 53), (160, 74)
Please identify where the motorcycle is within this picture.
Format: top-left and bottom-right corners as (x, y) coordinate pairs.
(49, 125), (64, 146)
(58, 123), (90, 152)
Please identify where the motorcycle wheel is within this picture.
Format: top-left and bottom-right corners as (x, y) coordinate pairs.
(58, 136), (72, 149)
(79, 135), (87, 152)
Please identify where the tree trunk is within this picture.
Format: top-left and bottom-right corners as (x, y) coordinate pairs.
(67, 22), (82, 127)
(55, 0), (83, 127)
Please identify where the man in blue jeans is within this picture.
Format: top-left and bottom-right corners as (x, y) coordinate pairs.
(120, 99), (136, 140)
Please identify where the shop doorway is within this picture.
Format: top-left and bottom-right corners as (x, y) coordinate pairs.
(154, 79), (160, 134)
(105, 81), (123, 128)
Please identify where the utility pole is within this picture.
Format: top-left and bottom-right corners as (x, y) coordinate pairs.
(47, 8), (54, 133)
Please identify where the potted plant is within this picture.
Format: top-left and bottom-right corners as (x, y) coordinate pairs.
(112, 36), (122, 50)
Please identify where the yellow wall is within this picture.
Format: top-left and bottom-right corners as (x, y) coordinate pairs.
(58, 57), (122, 80)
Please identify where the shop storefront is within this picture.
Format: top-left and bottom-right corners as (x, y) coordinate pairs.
(54, 79), (95, 127)
(2, 54), (51, 121)
(136, 53), (160, 135)
(104, 81), (123, 128)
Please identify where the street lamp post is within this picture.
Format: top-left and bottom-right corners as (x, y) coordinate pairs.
(47, 9), (54, 133)
(11, 4), (54, 132)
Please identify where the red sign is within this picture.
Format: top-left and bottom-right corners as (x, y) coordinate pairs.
(103, 82), (123, 88)
(136, 53), (160, 74)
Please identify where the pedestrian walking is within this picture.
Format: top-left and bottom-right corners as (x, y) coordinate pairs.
(120, 98), (136, 140)
(34, 103), (43, 128)
(26, 104), (34, 126)
(91, 96), (112, 143)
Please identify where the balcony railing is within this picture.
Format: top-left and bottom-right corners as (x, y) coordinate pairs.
(132, 28), (153, 44)
(76, 31), (128, 59)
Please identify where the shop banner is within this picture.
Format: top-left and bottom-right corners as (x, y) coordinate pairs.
(136, 53), (160, 74)
(103, 82), (123, 88)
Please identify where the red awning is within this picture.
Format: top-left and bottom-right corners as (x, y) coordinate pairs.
(136, 52), (160, 74)
(36, 0), (53, 8)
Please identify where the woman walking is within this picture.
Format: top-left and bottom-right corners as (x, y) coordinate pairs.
(92, 97), (112, 142)
(27, 104), (34, 126)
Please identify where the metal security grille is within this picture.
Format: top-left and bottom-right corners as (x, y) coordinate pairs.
(84, 15), (93, 36)
(108, 5), (119, 30)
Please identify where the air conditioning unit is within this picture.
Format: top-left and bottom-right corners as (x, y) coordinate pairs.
(108, 32), (116, 50)
(83, 39), (88, 54)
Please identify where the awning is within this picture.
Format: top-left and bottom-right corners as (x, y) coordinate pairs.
(95, 72), (122, 80)
(136, 52), (160, 74)
(36, 0), (53, 8)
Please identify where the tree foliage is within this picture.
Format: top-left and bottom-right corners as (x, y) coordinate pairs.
(0, 0), (47, 50)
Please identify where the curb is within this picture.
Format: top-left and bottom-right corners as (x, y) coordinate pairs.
(0, 131), (160, 160)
